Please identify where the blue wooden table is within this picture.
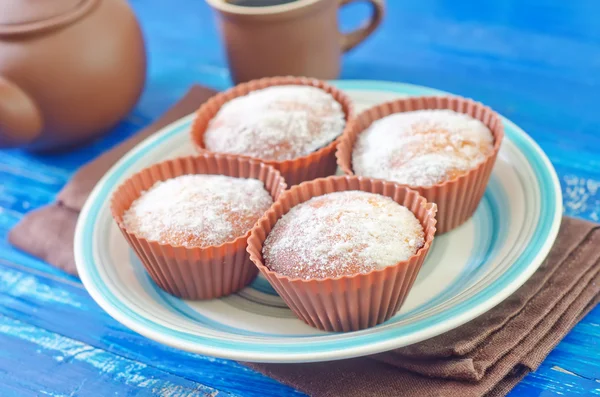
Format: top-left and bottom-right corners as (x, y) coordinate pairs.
(1, 1), (599, 395)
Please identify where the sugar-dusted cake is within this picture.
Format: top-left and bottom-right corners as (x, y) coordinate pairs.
(204, 85), (346, 161)
(262, 190), (425, 279)
(352, 109), (494, 187)
(123, 174), (273, 247)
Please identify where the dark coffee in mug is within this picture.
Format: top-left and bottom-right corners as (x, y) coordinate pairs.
(227, 0), (298, 6)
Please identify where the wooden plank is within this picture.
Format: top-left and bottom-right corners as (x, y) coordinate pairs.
(0, 259), (303, 397)
(0, 314), (231, 397)
(515, 361), (600, 395)
(540, 319), (600, 381)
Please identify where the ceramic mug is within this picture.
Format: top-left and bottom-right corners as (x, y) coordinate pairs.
(206, 0), (385, 83)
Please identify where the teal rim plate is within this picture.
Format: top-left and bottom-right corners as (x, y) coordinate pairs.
(75, 80), (562, 363)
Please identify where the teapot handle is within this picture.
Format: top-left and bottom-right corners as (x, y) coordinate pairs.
(0, 76), (43, 147)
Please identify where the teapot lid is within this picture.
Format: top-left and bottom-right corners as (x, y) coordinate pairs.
(0, 0), (100, 35)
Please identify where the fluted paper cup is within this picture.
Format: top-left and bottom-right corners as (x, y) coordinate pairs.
(247, 176), (437, 332)
(191, 76), (354, 187)
(336, 95), (504, 234)
(110, 153), (287, 300)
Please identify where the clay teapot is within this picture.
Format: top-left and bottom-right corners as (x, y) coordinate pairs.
(0, 0), (146, 151)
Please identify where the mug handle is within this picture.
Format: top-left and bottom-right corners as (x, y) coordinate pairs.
(339, 0), (385, 52)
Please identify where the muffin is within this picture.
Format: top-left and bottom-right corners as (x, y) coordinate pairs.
(352, 110), (495, 187)
(204, 85), (346, 161)
(123, 174), (273, 248)
(337, 96), (504, 234)
(111, 154), (286, 300)
(247, 176), (437, 332)
(263, 191), (425, 280)
(192, 76), (353, 186)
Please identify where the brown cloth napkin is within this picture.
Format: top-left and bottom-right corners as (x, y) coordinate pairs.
(8, 85), (600, 396)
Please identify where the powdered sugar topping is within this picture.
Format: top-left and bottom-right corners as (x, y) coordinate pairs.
(204, 85), (346, 161)
(263, 191), (424, 279)
(352, 109), (494, 186)
(123, 175), (273, 247)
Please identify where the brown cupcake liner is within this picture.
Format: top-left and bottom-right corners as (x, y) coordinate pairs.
(336, 95), (504, 234)
(110, 153), (287, 300)
(190, 76), (354, 187)
(247, 176), (437, 332)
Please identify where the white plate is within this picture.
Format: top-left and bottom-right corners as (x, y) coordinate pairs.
(75, 80), (562, 363)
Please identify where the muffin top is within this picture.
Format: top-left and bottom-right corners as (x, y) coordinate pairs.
(123, 174), (273, 247)
(352, 109), (494, 187)
(204, 85), (346, 161)
(263, 191), (424, 280)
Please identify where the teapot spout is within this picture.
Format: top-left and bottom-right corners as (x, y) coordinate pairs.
(0, 76), (43, 148)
